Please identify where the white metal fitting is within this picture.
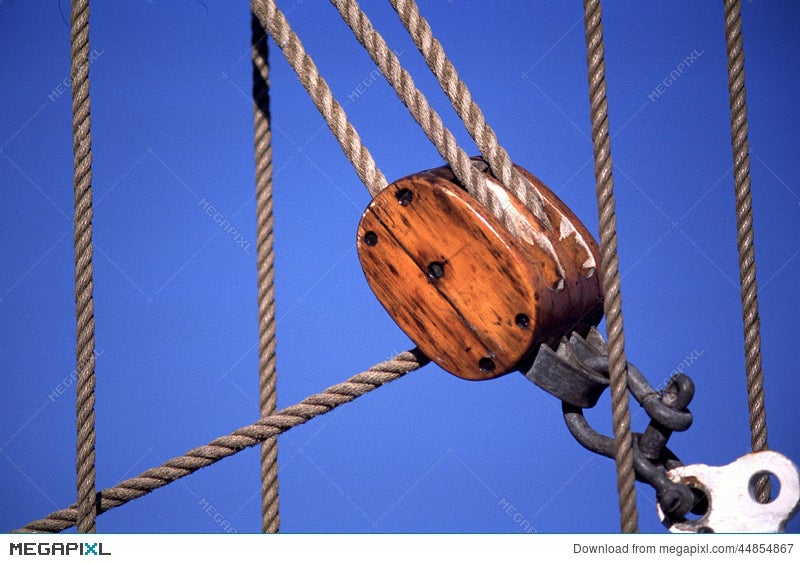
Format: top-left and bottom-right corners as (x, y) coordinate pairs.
(658, 450), (800, 533)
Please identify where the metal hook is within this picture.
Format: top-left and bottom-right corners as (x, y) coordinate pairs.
(561, 401), (699, 521)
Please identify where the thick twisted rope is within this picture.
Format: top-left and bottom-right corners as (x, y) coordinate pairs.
(70, 0), (98, 534)
(252, 13), (280, 533)
(329, 0), (537, 242)
(251, 0), (545, 243)
(723, 0), (769, 503)
(14, 350), (428, 533)
(582, 0), (638, 533)
(250, 0), (386, 195)
(388, 0), (551, 232)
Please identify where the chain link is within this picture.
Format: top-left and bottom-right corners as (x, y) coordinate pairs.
(521, 328), (704, 524)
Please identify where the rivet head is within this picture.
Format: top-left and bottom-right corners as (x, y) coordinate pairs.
(363, 231), (378, 246)
(427, 261), (445, 279)
(478, 357), (496, 373)
(396, 188), (413, 206)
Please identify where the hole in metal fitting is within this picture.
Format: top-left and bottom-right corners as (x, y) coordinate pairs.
(515, 313), (530, 329)
(363, 231), (378, 246)
(396, 188), (413, 206)
(427, 262), (445, 279)
(689, 487), (709, 516)
(478, 357), (496, 373)
(749, 471), (781, 504)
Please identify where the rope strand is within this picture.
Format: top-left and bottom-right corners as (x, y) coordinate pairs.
(582, 0), (638, 533)
(252, 0), (547, 243)
(250, 0), (387, 195)
(70, 0), (98, 534)
(387, 0), (551, 232)
(13, 350), (428, 533)
(329, 0), (536, 242)
(722, 0), (769, 502)
(252, 13), (280, 533)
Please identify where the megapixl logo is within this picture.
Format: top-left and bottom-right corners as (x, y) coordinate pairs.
(9, 542), (111, 556)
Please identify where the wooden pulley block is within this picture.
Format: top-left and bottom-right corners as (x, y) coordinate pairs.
(357, 158), (603, 380)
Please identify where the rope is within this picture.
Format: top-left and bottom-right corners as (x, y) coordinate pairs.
(329, 0), (540, 242)
(250, 0), (548, 243)
(723, 0), (769, 503)
(14, 350), (428, 533)
(252, 13), (280, 533)
(250, 0), (386, 196)
(387, 0), (551, 232)
(582, 0), (638, 533)
(70, 0), (98, 534)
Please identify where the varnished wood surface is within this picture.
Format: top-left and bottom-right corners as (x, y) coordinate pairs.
(357, 159), (603, 380)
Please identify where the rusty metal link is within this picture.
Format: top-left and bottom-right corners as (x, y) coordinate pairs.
(521, 329), (703, 523)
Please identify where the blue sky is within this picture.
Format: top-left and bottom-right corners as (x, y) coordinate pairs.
(1, 1), (799, 534)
